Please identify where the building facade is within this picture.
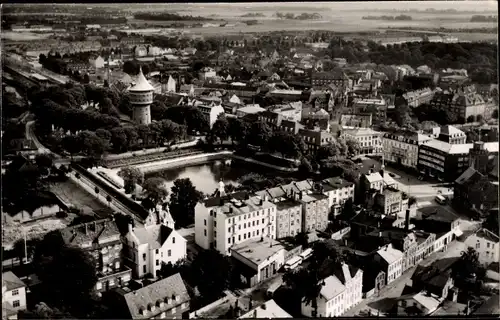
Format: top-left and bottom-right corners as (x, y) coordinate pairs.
(374, 244), (404, 284)
(464, 228), (499, 265)
(2, 272), (27, 319)
(342, 128), (383, 155)
(123, 224), (187, 279)
(59, 219), (132, 292)
(195, 193), (277, 255)
(383, 131), (432, 169)
(128, 68), (154, 125)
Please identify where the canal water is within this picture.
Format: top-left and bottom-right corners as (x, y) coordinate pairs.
(146, 159), (289, 196)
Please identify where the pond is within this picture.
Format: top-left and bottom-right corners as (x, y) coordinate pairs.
(146, 159), (290, 195)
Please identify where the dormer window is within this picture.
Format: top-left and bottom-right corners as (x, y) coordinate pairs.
(139, 308), (146, 316)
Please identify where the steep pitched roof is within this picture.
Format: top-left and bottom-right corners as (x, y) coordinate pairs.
(123, 273), (189, 319)
(60, 218), (120, 248)
(319, 275), (346, 301)
(131, 224), (176, 250)
(3, 271), (25, 291)
(129, 68), (154, 92)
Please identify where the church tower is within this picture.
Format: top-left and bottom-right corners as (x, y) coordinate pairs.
(128, 67), (154, 125)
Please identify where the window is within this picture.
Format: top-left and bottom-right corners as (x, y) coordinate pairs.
(204, 219), (207, 226)
(13, 300), (20, 308)
(244, 234), (247, 239)
(156, 249), (159, 254)
(256, 230), (259, 235)
(487, 242), (490, 248)
(238, 225), (241, 230)
(204, 230), (207, 236)
(143, 253), (147, 261)
(168, 250), (171, 257)
(476, 242), (480, 249)
(228, 238), (231, 244)
(172, 237), (175, 244)
(143, 265), (147, 273)
(171, 307), (177, 314)
(12, 289), (19, 296)
(156, 259), (159, 266)
(238, 235), (241, 241)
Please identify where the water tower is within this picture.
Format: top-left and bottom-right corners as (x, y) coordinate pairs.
(128, 67), (154, 125)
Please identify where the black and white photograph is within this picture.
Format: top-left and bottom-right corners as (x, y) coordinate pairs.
(1, 1), (499, 319)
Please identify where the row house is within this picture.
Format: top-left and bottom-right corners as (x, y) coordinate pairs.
(301, 263), (363, 317)
(190, 98), (225, 129)
(256, 186), (303, 239)
(340, 113), (372, 128)
(374, 243), (404, 284)
(59, 218), (132, 292)
(342, 128), (383, 155)
(412, 206), (462, 253)
(403, 87), (435, 108)
(321, 177), (356, 216)
(382, 131), (432, 169)
(122, 223), (187, 279)
(194, 192), (277, 255)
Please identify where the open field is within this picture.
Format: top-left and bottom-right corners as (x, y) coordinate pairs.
(1, 31), (53, 41)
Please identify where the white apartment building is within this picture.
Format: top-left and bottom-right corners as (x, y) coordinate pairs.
(198, 67), (217, 80)
(465, 228), (499, 265)
(2, 271), (27, 319)
(122, 224), (187, 278)
(342, 128), (383, 155)
(374, 244), (404, 284)
(362, 169), (398, 192)
(302, 265), (362, 318)
(194, 194), (277, 255)
(383, 131), (432, 169)
(321, 177), (355, 216)
(191, 98), (225, 129)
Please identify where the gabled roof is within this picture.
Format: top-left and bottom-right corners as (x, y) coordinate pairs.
(239, 299), (291, 319)
(319, 275), (346, 301)
(130, 224), (177, 250)
(455, 167), (482, 185)
(474, 228), (500, 243)
(123, 273), (189, 319)
(377, 245), (403, 264)
(3, 271), (25, 291)
(60, 218), (120, 248)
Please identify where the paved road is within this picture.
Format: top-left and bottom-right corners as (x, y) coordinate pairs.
(343, 220), (482, 317)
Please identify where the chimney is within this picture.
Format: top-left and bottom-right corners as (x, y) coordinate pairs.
(85, 223), (88, 235)
(405, 209), (410, 231)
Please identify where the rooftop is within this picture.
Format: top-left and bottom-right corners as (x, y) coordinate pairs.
(123, 273), (189, 320)
(3, 271), (25, 291)
(377, 244), (403, 265)
(231, 237), (285, 267)
(60, 218), (120, 248)
(474, 228), (500, 243)
(131, 224), (179, 250)
(418, 206), (459, 223)
(128, 68), (154, 92)
(319, 275), (346, 301)
(239, 299), (292, 319)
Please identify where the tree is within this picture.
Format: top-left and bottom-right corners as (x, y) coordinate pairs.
(345, 138), (361, 156)
(78, 130), (108, 159)
(123, 60), (140, 75)
(169, 178), (202, 228)
(452, 247), (486, 294)
(299, 157), (313, 175)
(483, 209), (499, 236)
(118, 166), (144, 194)
(110, 127), (129, 153)
(467, 115), (475, 123)
(340, 198), (355, 219)
(211, 115), (229, 144)
(62, 135), (83, 159)
(142, 177), (169, 206)
(35, 154), (54, 173)
(190, 250), (234, 303)
(33, 232), (98, 316)
(227, 117), (249, 144)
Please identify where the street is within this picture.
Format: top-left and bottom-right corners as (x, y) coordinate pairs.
(342, 219), (482, 317)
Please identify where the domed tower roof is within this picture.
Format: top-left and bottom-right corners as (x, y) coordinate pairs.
(128, 67), (154, 92)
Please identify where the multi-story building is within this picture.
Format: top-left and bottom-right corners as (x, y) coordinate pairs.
(373, 187), (403, 216)
(269, 103), (303, 122)
(301, 262), (362, 317)
(312, 70), (353, 89)
(342, 128), (383, 155)
(430, 86), (487, 122)
(464, 228), (499, 265)
(340, 113), (372, 128)
(198, 67), (217, 81)
(119, 273), (190, 319)
(298, 128), (336, 155)
(402, 88), (435, 108)
(2, 271), (27, 319)
(88, 55), (105, 69)
(351, 97), (387, 125)
(383, 131), (432, 169)
(413, 206), (462, 253)
(419, 127), (498, 182)
(194, 192), (277, 255)
(122, 223), (187, 279)
(361, 169), (398, 193)
(190, 98), (225, 129)
(59, 218), (132, 292)
(374, 243), (404, 284)
(321, 177), (355, 216)
(239, 299), (291, 318)
(302, 274), (346, 317)
(256, 186), (303, 239)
